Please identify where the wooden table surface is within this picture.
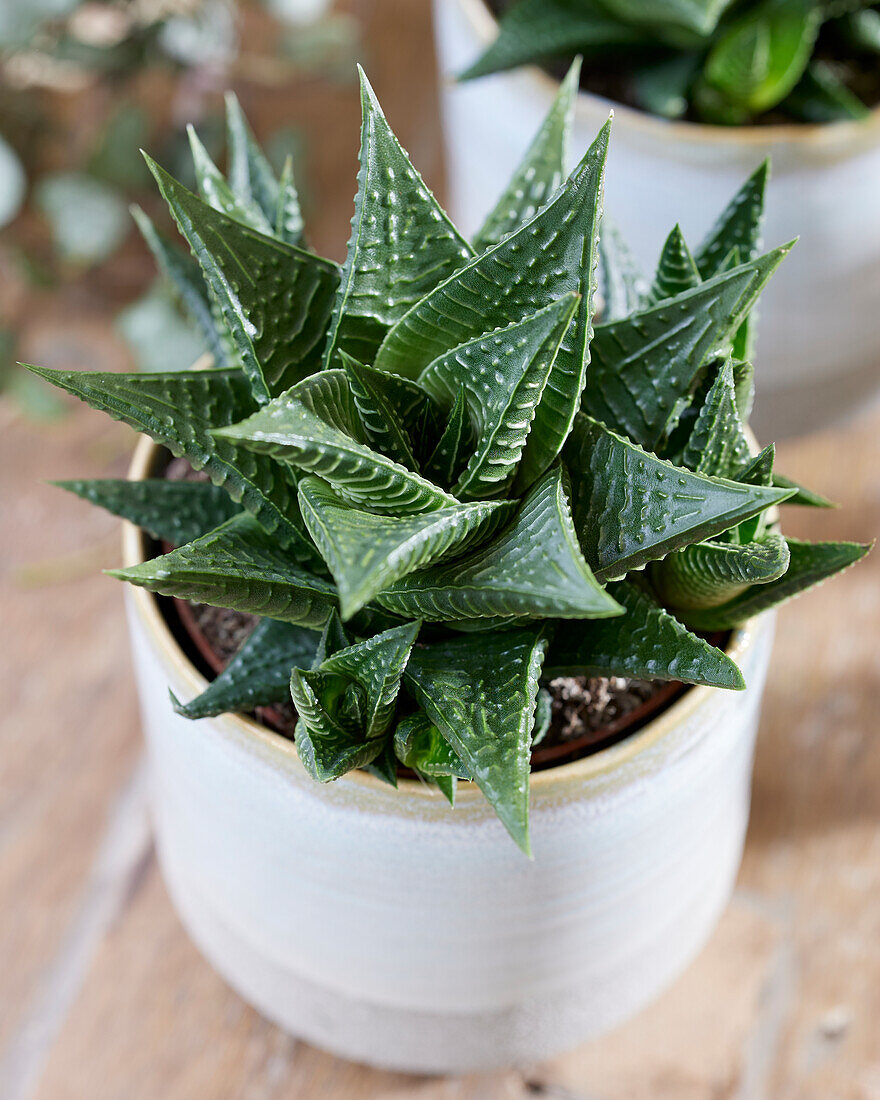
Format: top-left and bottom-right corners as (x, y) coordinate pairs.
(2, 3), (879, 1097)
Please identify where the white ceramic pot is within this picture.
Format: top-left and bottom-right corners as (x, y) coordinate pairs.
(124, 436), (774, 1073)
(433, 0), (880, 439)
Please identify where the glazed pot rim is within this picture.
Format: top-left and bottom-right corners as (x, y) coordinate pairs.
(123, 434), (763, 800)
(453, 0), (880, 149)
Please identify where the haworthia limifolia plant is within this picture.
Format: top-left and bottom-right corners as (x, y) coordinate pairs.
(35, 73), (869, 852)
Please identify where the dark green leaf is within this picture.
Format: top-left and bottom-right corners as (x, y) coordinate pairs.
(187, 125), (272, 235)
(633, 52), (701, 118)
(54, 478), (239, 546)
(583, 244), (791, 448)
(292, 620), (420, 779)
(783, 60), (871, 122)
(394, 711), (470, 778)
(377, 123), (610, 484)
(224, 91), (289, 231)
(473, 57), (581, 251)
(130, 205), (226, 368)
(215, 370), (456, 514)
(602, 0), (733, 38)
(680, 538), (871, 629)
(565, 414), (792, 580)
(737, 443), (775, 486)
(322, 67), (473, 370)
(546, 580), (745, 688)
(694, 161), (769, 279)
(652, 532), (790, 610)
(298, 476), (514, 619)
(532, 688), (553, 746)
(108, 514), (337, 627)
(24, 365), (314, 557)
(418, 295), (578, 498)
(378, 465), (622, 621)
(274, 155), (305, 245)
(597, 217), (647, 322)
(651, 224), (701, 302)
(772, 471), (835, 508)
(172, 619), (319, 718)
(341, 353), (425, 469)
(423, 388), (473, 488)
(146, 156), (340, 402)
(678, 358), (751, 477)
(405, 627), (549, 853)
(459, 0), (648, 80)
(704, 0), (820, 115)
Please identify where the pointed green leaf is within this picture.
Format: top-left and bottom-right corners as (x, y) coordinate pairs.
(418, 296), (578, 499)
(772, 471), (835, 508)
(25, 365), (314, 557)
(109, 514), (337, 627)
(291, 669), (381, 781)
(459, 0), (647, 80)
(532, 687), (553, 746)
(678, 359), (751, 477)
(375, 123), (610, 463)
(292, 621), (420, 779)
(602, 0), (733, 37)
(422, 388), (472, 488)
(565, 414), (793, 581)
(394, 711), (470, 778)
(546, 580), (745, 688)
(274, 155), (305, 245)
(694, 160), (769, 278)
(215, 370), (457, 515)
(738, 443), (775, 486)
(146, 156), (339, 402)
(187, 125), (272, 235)
(784, 60), (871, 124)
(704, 1), (819, 117)
(405, 627), (548, 853)
(130, 205), (227, 368)
(322, 67), (473, 370)
(473, 57), (581, 251)
(172, 619), (319, 719)
(224, 91), (285, 230)
(597, 216), (647, 323)
(733, 443), (775, 542)
(54, 478), (239, 546)
(633, 52), (701, 118)
(364, 737), (400, 787)
(312, 610), (351, 666)
(680, 538), (872, 630)
(377, 465), (622, 622)
(320, 620), (420, 737)
(298, 476), (513, 620)
(651, 224), (701, 301)
(652, 532), (790, 611)
(583, 244), (791, 449)
(732, 357), (755, 421)
(341, 353), (425, 469)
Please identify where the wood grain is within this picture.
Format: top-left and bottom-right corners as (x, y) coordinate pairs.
(2, 1), (879, 1096)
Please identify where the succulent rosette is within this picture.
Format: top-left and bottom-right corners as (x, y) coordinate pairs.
(35, 68), (868, 851)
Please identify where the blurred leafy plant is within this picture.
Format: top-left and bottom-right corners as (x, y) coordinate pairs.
(463, 0), (880, 124)
(35, 69), (869, 852)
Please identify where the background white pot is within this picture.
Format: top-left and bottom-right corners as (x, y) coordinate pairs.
(124, 436), (775, 1073)
(433, 0), (880, 439)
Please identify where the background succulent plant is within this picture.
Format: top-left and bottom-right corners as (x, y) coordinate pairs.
(463, 0), (880, 124)
(33, 67), (868, 851)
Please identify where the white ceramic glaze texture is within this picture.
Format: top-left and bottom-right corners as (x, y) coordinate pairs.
(433, 0), (880, 438)
(124, 438), (774, 1073)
